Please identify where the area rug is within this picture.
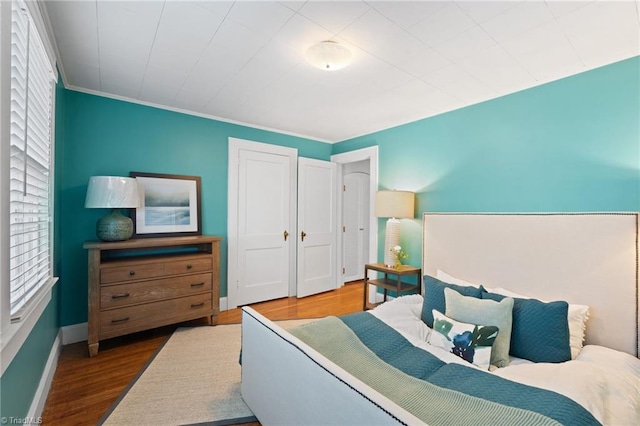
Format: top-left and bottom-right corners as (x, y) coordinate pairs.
(99, 319), (315, 426)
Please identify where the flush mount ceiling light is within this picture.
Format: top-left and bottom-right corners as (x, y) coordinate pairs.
(305, 41), (352, 71)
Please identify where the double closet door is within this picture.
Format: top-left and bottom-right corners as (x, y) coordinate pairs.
(228, 138), (337, 308)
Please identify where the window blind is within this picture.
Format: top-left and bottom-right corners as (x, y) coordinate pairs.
(9, 0), (55, 317)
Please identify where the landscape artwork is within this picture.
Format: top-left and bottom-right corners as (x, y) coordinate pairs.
(130, 172), (202, 237)
(143, 181), (191, 226)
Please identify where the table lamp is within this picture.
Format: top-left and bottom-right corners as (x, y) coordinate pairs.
(85, 176), (140, 241)
(375, 190), (415, 267)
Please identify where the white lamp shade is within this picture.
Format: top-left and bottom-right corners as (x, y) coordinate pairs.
(375, 190), (414, 219)
(85, 176), (140, 208)
(305, 41), (352, 71)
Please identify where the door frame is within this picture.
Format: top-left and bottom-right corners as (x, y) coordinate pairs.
(331, 146), (379, 286)
(227, 137), (298, 309)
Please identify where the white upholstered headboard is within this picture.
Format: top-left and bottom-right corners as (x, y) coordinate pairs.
(422, 213), (639, 357)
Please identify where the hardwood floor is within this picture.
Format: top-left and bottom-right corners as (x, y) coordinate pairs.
(41, 281), (364, 425)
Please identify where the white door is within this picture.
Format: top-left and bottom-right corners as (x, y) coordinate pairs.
(297, 158), (337, 298)
(236, 149), (292, 305)
(342, 172), (370, 282)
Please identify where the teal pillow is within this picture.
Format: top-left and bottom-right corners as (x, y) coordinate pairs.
(481, 290), (570, 363)
(421, 275), (483, 328)
(444, 288), (514, 368)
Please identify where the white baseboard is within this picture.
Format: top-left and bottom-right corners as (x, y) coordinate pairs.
(62, 322), (87, 345)
(220, 297), (228, 311)
(375, 292), (386, 303)
(27, 330), (61, 419)
(373, 292), (396, 304)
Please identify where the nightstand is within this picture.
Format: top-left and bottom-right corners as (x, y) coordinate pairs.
(363, 263), (422, 310)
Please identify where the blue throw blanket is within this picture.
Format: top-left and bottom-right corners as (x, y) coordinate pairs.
(288, 312), (601, 426)
(339, 312), (600, 426)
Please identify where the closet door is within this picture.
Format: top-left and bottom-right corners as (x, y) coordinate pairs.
(228, 138), (297, 309)
(236, 150), (291, 305)
(342, 172), (369, 282)
(296, 158), (337, 298)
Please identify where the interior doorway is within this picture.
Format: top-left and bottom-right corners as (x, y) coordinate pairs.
(331, 146), (379, 287)
(342, 162), (370, 282)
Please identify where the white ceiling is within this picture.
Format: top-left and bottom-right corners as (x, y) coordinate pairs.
(43, 1), (640, 143)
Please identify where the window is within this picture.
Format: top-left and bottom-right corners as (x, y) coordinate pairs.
(1, 0), (58, 373)
(8, 0), (56, 319)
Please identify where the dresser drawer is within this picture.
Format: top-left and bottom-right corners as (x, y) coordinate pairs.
(100, 273), (212, 310)
(100, 256), (212, 284)
(164, 257), (212, 276)
(99, 293), (212, 340)
(101, 262), (164, 284)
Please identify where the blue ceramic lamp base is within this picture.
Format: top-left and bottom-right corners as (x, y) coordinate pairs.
(96, 209), (134, 241)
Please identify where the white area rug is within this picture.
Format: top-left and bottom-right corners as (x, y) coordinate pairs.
(100, 319), (314, 426)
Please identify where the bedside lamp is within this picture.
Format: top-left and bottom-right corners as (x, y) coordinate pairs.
(85, 176), (140, 241)
(375, 190), (415, 267)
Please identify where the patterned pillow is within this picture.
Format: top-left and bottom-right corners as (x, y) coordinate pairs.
(428, 309), (499, 370)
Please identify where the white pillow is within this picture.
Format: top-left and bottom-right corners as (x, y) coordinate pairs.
(489, 287), (589, 360)
(436, 269), (481, 288)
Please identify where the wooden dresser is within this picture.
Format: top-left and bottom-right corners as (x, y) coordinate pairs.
(84, 235), (221, 357)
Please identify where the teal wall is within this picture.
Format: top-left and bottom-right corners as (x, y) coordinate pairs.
(0, 77), (65, 420)
(334, 56), (640, 267)
(59, 91), (332, 326)
(0, 288), (59, 420)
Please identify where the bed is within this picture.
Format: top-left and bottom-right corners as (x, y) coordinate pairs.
(241, 213), (640, 425)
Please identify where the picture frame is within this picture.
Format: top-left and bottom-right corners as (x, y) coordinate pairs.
(130, 172), (202, 238)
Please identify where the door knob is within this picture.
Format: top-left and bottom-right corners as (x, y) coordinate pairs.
(284, 230), (289, 241)
(301, 231), (307, 241)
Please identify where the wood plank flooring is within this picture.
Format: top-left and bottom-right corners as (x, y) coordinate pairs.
(41, 281), (364, 425)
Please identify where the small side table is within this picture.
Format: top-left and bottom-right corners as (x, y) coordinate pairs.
(363, 263), (422, 310)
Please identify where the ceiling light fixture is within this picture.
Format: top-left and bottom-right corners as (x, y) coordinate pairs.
(305, 41), (352, 71)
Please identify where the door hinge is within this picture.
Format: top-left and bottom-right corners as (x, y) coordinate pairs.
(343, 184), (346, 191)
(342, 225), (346, 232)
(342, 267), (345, 274)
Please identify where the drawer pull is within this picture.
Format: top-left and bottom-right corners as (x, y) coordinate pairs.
(190, 282), (205, 288)
(190, 302), (205, 309)
(111, 317), (130, 324)
(111, 293), (130, 299)
(129, 270), (136, 276)
(186, 264), (193, 269)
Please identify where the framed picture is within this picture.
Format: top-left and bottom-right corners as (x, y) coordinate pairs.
(130, 172), (202, 238)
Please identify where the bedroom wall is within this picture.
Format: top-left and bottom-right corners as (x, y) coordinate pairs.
(58, 91), (332, 327)
(333, 56), (640, 267)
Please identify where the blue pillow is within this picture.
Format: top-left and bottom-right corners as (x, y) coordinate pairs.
(481, 291), (570, 363)
(421, 275), (483, 328)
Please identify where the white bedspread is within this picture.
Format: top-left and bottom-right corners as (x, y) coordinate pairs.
(369, 295), (640, 426)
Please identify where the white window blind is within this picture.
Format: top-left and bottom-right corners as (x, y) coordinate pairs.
(9, 0), (55, 318)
